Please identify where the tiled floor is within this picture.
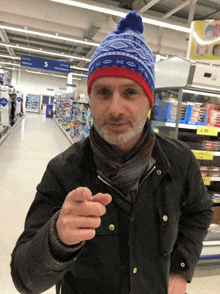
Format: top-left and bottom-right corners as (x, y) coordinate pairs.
(0, 113), (219, 293)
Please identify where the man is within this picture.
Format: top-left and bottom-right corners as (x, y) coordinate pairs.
(11, 11), (213, 294)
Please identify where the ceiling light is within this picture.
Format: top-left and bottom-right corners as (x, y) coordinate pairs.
(51, 0), (125, 17)
(70, 66), (88, 71)
(26, 69), (50, 75)
(0, 54), (20, 60)
(72, 77), (81, 80)
(0, 61), (20, 66)
(3, 67), (19, 70)
(51, 73), (66, 78)
(50, 0), (191, 33)
(71, 72), (87, 77)
(0, 42), (91, 61)
(0, 24), (99, 47)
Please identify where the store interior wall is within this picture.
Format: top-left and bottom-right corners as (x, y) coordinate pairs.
(10, 70), (88, 113)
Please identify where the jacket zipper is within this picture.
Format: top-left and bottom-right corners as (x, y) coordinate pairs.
(139, 165), (156, 189)
(97, 165), (156, 198)
(97, 175), (126, 199)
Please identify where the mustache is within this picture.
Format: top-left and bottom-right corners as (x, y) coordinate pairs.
(104, 115), (132, 124)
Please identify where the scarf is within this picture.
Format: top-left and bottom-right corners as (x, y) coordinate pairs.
(90, 119), (155, 203)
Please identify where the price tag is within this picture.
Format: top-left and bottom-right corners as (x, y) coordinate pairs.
(202, 177), (211, 186)
(197, 126), (218, 137)
(193, 150), (214, 160)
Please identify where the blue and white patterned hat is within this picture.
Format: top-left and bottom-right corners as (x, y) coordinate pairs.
(87, 11), (155, 108)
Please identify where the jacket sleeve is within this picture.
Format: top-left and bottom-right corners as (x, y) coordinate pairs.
(10, 159), (83, 294)
(170, 150), (213, 282)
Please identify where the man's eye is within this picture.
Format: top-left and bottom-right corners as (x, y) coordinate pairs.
(97, 88), (110, 98)
(124, 89), (138, 99)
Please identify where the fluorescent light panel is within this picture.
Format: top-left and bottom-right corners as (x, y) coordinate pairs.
(0, 43), (91, 61)
(0, 54), (20, 60)
(3, 67), (19, 70)
(0, 61), (20, 66)
(0, 25), (99, 47)
(70, 66), (88, 71)
(26, 69), (81, 80)
(50, 0), (191, 33)
(70, 72), (87, 77)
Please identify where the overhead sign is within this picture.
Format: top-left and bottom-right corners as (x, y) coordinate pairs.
(187, 20), (220, 63)
(21, 55), (70, 73)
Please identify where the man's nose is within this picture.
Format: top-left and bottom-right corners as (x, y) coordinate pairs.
(108, 93), (124, 117)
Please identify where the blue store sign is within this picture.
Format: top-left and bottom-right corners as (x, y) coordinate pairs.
(21, 55), (70, 73)
(0, 98), (8, 107)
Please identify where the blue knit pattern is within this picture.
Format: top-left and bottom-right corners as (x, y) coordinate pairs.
(87, 12), (155, 93)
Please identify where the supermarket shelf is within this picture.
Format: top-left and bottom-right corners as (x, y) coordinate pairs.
(53, 117), (73, 144)
(152, 121), (220, 132)
(203, 240), (220, 246)
(0, 115), (24, 145)
(193, 151), (220, 157)
(213, 198), (220, 204)
(152, 121), (198, 129)
(205, 177), (220, 182)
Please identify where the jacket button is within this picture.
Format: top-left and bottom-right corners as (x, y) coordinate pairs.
(109, 224), (115, 231)
(133, 267), (138, 274)
(157, 170), (162, 175)
(181, 262), (185, 268)
(163, 215), (168, 222)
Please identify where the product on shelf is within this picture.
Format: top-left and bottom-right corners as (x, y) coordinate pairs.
(187, 103), (209, 125)
(201, 140), (220, 151)
(200, 166), (220, 177)
(54, 93), (93, 143)
(153, 99), (189, 123)
(207, 104), (220, 127)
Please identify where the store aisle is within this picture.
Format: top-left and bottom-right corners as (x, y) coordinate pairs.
(0, 113), (71, 294)
(0, 114), (220, 294)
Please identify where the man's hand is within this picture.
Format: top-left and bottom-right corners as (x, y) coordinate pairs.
(168, 273), (187, 294)
(56, 187), (112, 245)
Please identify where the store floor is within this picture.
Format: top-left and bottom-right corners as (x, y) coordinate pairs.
(0, 113), (220, 294)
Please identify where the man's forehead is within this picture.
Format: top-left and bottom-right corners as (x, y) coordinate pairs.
(92, 78), (140, 89)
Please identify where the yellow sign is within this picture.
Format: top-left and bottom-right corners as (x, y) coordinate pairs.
(193, 150), (214, 160)
(188, 20), (220, 61)
(197, 126), (218, 136)
(203, 177), (211, 186)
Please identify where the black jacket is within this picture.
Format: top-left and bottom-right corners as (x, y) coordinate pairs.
(11, 133), (213, 294)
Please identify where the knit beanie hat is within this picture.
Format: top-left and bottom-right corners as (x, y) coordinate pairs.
(87, 11), (155, 108)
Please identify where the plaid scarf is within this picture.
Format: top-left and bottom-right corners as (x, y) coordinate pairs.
(90, 119), (155, 203)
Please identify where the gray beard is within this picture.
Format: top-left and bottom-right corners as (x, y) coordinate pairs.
(93, 117), (147, 147)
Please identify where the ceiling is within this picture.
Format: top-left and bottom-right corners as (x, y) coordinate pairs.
(0, 0), (220, 79)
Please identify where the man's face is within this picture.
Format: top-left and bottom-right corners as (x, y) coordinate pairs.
(89, 77), (151, 151)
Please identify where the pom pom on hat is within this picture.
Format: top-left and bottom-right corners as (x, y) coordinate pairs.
(87, 11), (155, 108)
(116, 11), (144, 34)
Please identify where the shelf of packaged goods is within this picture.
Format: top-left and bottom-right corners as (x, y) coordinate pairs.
(53, 117), (73, 144)
(213, 197), (220, 204)
(192, 151), (220, 157)
(152, 121), (220, 132)
(203, 177), (220, 182)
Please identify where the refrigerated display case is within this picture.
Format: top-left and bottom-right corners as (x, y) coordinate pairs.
(152, 56), (220, 265)
(26, 94), (40, 113)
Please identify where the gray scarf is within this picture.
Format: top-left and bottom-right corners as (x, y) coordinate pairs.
(90, 119), (155, 203)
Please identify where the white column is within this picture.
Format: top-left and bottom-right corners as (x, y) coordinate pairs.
(66, 73), (73, 93)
